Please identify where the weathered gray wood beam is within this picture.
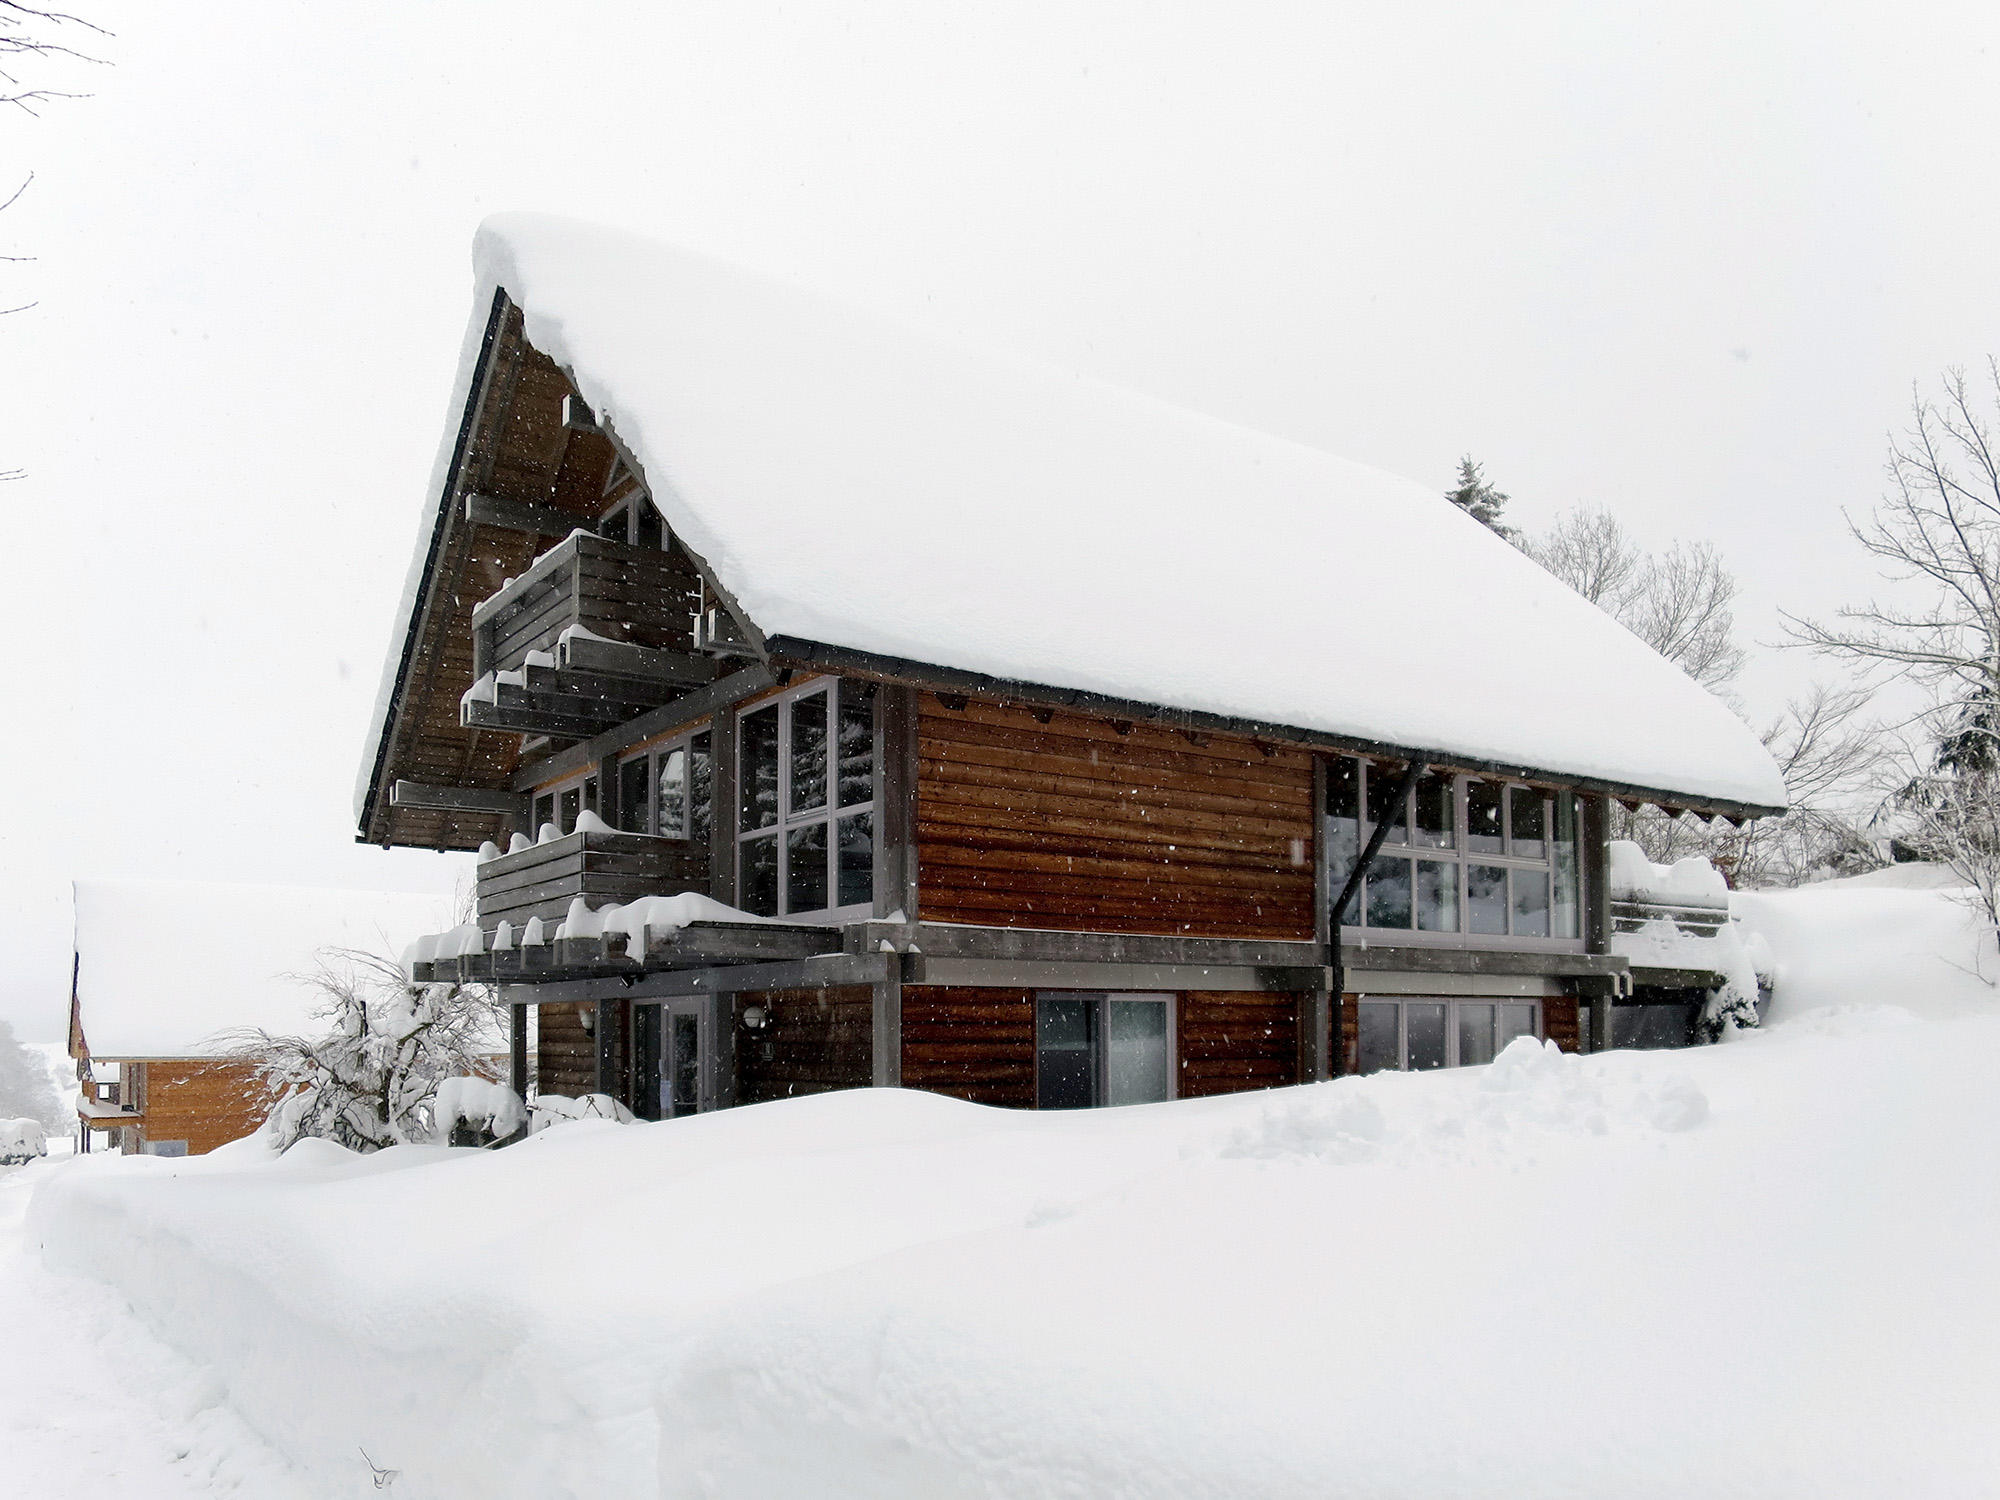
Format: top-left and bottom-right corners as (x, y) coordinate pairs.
(847, 921), (1324, 969)
(465, 491), (592, 538)
(555, 633), (716, 688)
(512, 664), (778, 792)
(390, 780), (530, 818)
(904, 956), (1329, 992)
(1341, 946), (1629, 979)
(462, 698), (612, 740)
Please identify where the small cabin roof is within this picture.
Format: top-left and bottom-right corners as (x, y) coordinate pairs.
(361, 214), (1787, 823)
(71, 879), (458, 1059)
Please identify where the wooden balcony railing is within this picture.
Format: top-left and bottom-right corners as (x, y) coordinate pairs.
(476, 825), (708, 932)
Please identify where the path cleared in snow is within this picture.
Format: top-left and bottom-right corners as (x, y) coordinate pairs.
(0, 1157), (308, 1498)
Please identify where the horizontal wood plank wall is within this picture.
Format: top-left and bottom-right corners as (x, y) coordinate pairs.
(1337, 992), (1584, 1073)
(900, 986), (1035, 1109)
(537, 1002), (597, 1097)
(141, 1062), (265, 1155)
(1179, 992), (1301, 1098)
(736, 987), (873, 1105)
(916, 698), (1316, 939)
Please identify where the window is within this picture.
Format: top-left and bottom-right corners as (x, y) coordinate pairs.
(1355, 997), (1540, 1073)
(614, 729), (713, 840)
(596, 492), (669, 550)
(1035, 993), (1173, 1109)
(1327, 759), (1582, 945)
(737, 680), (876, 917)
(530, 770), (604, 839)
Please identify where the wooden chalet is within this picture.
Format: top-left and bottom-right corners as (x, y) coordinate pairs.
(69, 880), (456, 1154)
(357, 214), (1788, 1120)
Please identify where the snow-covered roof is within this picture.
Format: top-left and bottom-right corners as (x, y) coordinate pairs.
(71, 880), (458, 1058)
(364, 214), (1786, 816)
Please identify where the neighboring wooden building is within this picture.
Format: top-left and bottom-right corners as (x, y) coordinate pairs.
(69, 880), (454, 1155)
(359, 215), (1789, 1121)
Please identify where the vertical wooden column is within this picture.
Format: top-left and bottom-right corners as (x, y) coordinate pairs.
(709, 707), (739, 906)
(872, 957), (904, 1088)
(509, 998), (528, 1099)
(875, 684), (921, 920)
(594, 997), (617, 1097)
(1304, 757), (1333, 1082)
(1582, 794), (1612, 1052)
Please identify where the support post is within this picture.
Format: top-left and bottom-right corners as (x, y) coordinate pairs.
(594, 997), (617, 1097)
(510, 1002), (528, 1099)
(709, 707), (739, 905)
(872, 956), (903, 1087)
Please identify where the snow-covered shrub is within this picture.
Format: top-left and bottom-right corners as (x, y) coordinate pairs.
(528, 1093), (634, 1132)
(228, 947), (506, 1152)
(0, 1019), (64, 1131)
(0, 1117), (47, 1165)
(433, 1076), (528, 1146)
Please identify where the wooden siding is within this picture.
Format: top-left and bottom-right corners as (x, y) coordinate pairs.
(900, 986), (1035, 1109)
(136, 1061), (266, 1155)
(537, 1002), (597, 1097)
(735, 987), (873, 1105)
(915, 698), (1317, 939)
(1179, 991), (1301, 1097)
(477, 828), (706, 930)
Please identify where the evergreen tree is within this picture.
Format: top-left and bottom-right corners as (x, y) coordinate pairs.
(1445, 455), (1517, 539)
(0, 1018), (64, 1130)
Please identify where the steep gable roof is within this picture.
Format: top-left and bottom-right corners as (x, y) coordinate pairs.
(360, 214), (1786, 833)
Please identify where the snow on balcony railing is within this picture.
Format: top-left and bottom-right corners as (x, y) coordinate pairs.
(1605, 841), (1768, 1038)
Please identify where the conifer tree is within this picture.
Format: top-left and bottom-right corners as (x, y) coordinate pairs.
(1444, 456), (1517, 539)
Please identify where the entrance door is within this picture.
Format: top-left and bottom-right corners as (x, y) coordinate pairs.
(633, 999), (710, 1119)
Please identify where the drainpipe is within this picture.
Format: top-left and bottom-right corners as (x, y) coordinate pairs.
(1327, 760), (1422, 1076)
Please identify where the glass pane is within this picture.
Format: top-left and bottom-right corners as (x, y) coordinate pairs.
(532, 793), (554, 836)
(558, 786), (580, 836)
(1366, 763), (1409, 844)
(634, 496), (665, 551)
(1510, 787), (1547, 859)
(671, 1013), (700, 1117)
(1363, 856), (1413, 928)
(1406, 1003), (1448, 1071)
(582, 776), (599, 817)
(1512, 868), (1551, 937)
(740, 708), (779, 831)
(1416, 860), (1459, 932)
(1413, 774), (1455, 848)
(791, 692), (829, 814)
(633, 1006), (662, 1120)
(1106, 1001), (1170, 1105)
(689, 732), (713, 844)
(1497, 1003), (1538, 1052)
(837, 811), (874, 909)
(1357, 1002), (1400, 1074)
(1551, 795), (1580, 938)
(596, 505), (628, 541)
(1037, 998), (1096, 1109)
(1456, 1002), (1497, 1068)
(786, 822), (829, 913)
(1466, 781), (1504, 854)
(1326, 757), (1362, 894)
(740, 834), (779, 917)
(837, 682), (876, 808)
(618, 757), (651, 834)
(1468, 864), (1509, 935)
(656, 749), (688, 838)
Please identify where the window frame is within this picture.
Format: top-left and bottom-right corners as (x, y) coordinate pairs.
(1327, 758), (1585, 952)
(734, 677), (878, 921)
(614, 726), (715, 842)
(1032, 991), (1178, 1109)
(1354, 994), (1544, 1073)
(530, 768), (601, 840)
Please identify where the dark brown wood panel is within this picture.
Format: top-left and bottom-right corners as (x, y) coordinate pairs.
(899, 986), (1034, 1109)
(1178, 991), (1300, 1098)
(735, 987), (873, 1105)
(916, 699), (1315, 940)
(537, 1002), (597, 1097)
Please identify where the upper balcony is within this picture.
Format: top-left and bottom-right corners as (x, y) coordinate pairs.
(461, 530), (717, 739)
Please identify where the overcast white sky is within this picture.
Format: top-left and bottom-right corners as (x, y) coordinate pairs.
(4, 0), (1998, 1039)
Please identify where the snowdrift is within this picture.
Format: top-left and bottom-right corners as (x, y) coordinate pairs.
(25, 883), (2000, 1498)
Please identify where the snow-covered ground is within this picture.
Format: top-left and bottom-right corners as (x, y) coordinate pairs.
(8, 883), (1998, 1499)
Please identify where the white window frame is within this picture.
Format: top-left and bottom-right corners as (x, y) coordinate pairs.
(735, 677), (877, 920)
(1032, 992), (1178, 1109)
(1327, 759), (1585, 952)
(1354, 995), (1544, 1073)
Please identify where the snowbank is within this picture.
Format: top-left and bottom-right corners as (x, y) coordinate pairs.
(363, 216), (1787, 824)
(0, 1119), (47, 1164)
(29, 1007), (2000, 1498)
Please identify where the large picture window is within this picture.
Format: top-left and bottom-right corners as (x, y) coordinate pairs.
(1035, 993), (1173, 1109)
(1356, 997), (1540, 1073)
(1328, 759), (1581, 946)
(737, 679), (876, 918)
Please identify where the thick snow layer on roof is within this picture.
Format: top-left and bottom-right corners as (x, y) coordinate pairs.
(72, 880), (457, 1058)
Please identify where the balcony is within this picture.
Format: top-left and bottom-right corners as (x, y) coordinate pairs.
(463, 531), (716, 738)
(476, 824), (709, 932)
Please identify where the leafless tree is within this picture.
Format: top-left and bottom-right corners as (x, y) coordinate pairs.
(1, 2), (106, 115)
(1525, 505), (1746, 696)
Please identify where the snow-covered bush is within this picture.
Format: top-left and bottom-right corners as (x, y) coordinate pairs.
(528, 1093), (634, 1131)
(0, 1117), (47, 1165)
(0, 1019), (64, 1131)
(228, 947), (507, 1152)
(433, 1076), (528, 1146)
